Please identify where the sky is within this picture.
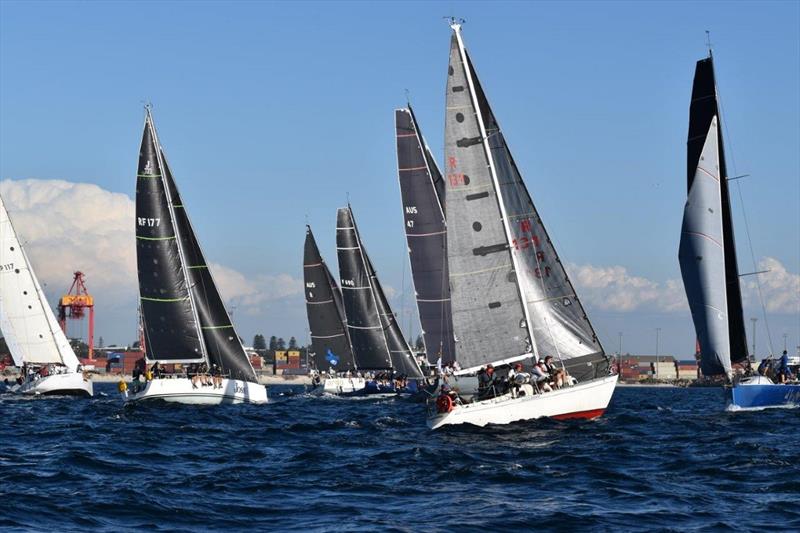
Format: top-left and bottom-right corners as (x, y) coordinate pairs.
(1, 0), (798, 359)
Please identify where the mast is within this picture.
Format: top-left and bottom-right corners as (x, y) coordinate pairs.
(395, 106), (455, 364)
(451, 22), (537, 364)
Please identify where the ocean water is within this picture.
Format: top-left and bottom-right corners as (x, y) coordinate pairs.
(0, 384), (798, 532)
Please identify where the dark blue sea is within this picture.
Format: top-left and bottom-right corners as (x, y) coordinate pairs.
(0, 384), (798, 532)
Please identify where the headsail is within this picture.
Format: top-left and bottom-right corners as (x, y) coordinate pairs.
(136, 108), (257, 382)
(679, 55), (748, 376)
(0, 195), (80, 371)
(304, 225), (356, 372)
(395, 106), (455, 364)
(444, 23), (606, 378)
(336, 206), (393, 370)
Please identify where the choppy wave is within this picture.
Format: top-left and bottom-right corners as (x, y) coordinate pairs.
(0, 385), (797, 531)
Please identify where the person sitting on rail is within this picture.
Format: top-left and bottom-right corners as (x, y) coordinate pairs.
(543, 355), (568, 388)
(210, 363), (222, 389)
(530, 362), (552, 392)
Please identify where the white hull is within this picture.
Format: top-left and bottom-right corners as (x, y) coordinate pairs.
(14, 372), (93, 397)
(123, 377), (267, 405)
(322, 377), (366, 395)
(428, 374), (618, 429)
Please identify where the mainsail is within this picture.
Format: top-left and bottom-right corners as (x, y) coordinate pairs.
(395, 106), (455, 364)
(0, 195), (80, 371)
(136, 108), (257, 382)
(444, 23), (607, 380)
(304, 225), (356, 372)
(336, 206), (423, 377)
(679, 55), (748, 377)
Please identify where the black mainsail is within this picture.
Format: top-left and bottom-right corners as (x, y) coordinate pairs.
(395, 107), (455, 365)
(444, 23), (607, 381)
(679, 54), (748, 376)
(136, 108), (257, 382)
(304, 225), (356, 372)
(336, 206), (423, 377)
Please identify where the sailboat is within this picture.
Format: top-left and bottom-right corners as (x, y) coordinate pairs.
(679, 51), (800, 410)
(303, 225), (364, 394)
(336, 205), (425, 395)
(122, 106), (267, 405)
(0, 195), (93, 396)
(427, 22), (617, 429)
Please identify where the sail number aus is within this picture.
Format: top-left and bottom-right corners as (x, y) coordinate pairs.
(138, 217), (161, 227)
(306, 282), (316, 289)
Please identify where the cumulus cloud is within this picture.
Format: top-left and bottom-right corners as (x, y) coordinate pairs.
(1, 178), (303, 340)
(742, 257), (800, 314)
(568, 263), (687, 312)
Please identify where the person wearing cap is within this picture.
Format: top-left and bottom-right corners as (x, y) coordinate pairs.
(478, 364), (497, 399)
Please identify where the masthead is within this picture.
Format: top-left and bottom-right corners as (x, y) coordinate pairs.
(445, 16), (465, 31)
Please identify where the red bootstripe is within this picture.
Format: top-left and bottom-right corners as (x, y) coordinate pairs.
(551, 408), (606, 420)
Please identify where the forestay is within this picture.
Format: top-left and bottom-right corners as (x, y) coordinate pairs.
(0, 196), (80, 371)
(304, 225), (356, 372)
(395, 106), (455, 365)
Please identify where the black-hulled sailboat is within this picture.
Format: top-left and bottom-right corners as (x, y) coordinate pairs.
(679, 52), (799, 410)
(122, 106), (266, 404)
(427, 22), (617, 428)
(336, 205), (424, 395)
(303, 225), (364, 394)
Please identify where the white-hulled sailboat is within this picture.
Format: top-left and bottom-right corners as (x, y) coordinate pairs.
(121, 106), (266, 405)
(0, 195), (93, 397)
(427, 22), (616, 429)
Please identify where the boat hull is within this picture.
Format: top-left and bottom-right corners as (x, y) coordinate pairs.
(728, 382), (800, 410)
(427, 374), (618, 429)
(321, 377), (366, 395)
(123, 377), (267, 405)
(14, 372), (93, 397)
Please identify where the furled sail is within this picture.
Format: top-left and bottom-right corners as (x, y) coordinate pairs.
(304, 225), (356, 372)
(0, 196), (80, 371)
(136, 108), (257, 382)
(395, 106), (455, 364)
(444, 24), (607, 378)
(679, 55), (748, 376)
(336, 206), (393, 370)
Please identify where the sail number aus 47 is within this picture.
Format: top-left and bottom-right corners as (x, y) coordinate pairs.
(138, 217), (161, 227)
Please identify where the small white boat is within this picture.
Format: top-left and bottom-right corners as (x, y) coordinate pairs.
(123, 377), (266, 405)
(0, 195), (93, 397)
(429, 375), (618, 429)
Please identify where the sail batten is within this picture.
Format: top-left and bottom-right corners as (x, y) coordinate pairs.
(304, 225), (356, 372)
(395, 106), (455, 364)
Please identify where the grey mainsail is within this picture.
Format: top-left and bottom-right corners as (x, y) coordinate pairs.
(304, 225), (356, 372)
(444, 23), (607, 378)
(395, 106), (455, 365)
(679, 55), (748, 377)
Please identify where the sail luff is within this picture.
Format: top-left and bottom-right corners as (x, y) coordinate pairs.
(395, 106), (456, 365)
(452, 24), (536, 366)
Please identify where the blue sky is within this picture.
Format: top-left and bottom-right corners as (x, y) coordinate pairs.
(1, 1), (798, 358)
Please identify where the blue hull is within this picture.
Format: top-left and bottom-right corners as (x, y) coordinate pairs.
(728, 383), (800, 410)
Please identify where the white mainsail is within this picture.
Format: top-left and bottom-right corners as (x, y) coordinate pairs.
(0, 195), (80, 371)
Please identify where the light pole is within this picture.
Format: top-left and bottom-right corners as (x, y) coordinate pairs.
(783, 333), (788, 353)
(750, 318), (758, 359)
(656, 328), (661, 379)
(618, 332), (623, 374)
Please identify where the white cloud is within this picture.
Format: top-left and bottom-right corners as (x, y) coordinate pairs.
(742, 257), (800, 314)
(568, 262), (687, 312)
(209, 263), (303, 316)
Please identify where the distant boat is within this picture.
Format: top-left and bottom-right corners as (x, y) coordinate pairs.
(0, 195), (93, 397)
(303, 225), (364, 394)
(122, 106), (266, 405)
(394, 106), (455, 366)
(678, 52), (799, 410)
(336, 205), (424, 394)
(427, 22), (616, 429)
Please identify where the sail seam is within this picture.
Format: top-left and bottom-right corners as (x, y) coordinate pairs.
(140, 296), (191, 302)
(136, 235), (176, 241)
(682, 230), (723, 248)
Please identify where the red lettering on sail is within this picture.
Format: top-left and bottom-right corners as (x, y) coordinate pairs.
(519, 219), (532, 234)
(534, 266), (552, 279)
(536, 251), (545, 262)
(448, 156), (457, 170)
(448, 173), (465, 186)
